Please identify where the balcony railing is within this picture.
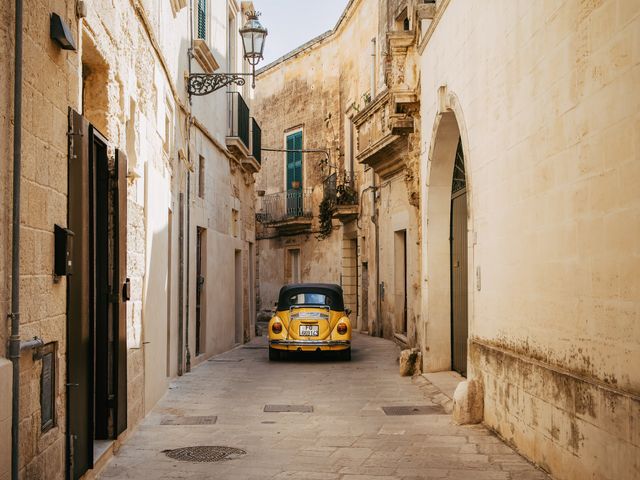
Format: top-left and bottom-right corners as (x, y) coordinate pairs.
(251, 118), (261, 164)
(323, 171), (359, 207)
(259, 189), (313, 224)
(227, 91), (250, 150)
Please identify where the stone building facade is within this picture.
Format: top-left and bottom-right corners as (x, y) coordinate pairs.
(253, 0), (423, 348)
(254, 0), (639, 479)
(1, 0), (260, 478)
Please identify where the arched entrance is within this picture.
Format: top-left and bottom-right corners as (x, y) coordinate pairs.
(423, 108), (470, 375)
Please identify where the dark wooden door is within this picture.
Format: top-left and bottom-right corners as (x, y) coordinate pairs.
(67, 109), (93, 479)
(67, 110), (128, 479)
(450, 189), (468, 376)
(195, 228), (204, 356)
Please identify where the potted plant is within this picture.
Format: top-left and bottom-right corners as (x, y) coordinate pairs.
(291, 180), (301, 189)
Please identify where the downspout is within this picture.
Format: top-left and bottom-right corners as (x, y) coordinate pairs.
(9, 0), (24, 477)
(184, 0), (194, 373)
(373, 176), (381, 338)
(177, 193), (184, 375)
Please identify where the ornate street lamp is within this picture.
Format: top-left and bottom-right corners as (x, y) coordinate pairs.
(188, 10), (267, 96)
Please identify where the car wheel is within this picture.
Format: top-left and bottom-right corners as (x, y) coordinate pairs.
(269, 347), (280, 361)
(337, 348), (351, 361)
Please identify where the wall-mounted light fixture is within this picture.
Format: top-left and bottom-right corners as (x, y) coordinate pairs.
(187, 11), (267, 95)
(50, 13), (76, 51)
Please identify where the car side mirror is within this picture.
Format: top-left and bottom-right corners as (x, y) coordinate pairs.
(345, 308), (352, 316)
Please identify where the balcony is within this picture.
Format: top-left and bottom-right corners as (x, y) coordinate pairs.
(353, 90), (418, 178)
(324, 172), (359, 223)
(257, 189), (313, 234)
(226, 92), (250, 159)
(243, 118), (261, 173)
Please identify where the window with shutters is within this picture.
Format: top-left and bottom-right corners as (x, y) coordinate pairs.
(197, 0), (207, 40)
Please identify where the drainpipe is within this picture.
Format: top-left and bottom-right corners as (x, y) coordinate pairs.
(372, 175), (381, 338)
(177, 193), (184, 376)
(9, 0), (24, 477)
(185, 173), (191, 372)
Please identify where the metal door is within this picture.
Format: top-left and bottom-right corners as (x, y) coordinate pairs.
(450, 162), (468, 376)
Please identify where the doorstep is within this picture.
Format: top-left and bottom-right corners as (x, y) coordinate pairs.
(422, 370), (465, 399)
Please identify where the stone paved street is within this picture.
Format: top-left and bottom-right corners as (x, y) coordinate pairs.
(99, 334), (549, 479)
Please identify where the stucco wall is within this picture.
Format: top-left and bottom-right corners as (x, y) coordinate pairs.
(419, 0), (639, 477)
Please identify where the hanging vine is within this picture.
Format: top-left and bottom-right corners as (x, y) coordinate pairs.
(317, 197), (335, 240)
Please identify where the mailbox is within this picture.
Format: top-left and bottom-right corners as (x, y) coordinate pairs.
(54, 225), (74, 276)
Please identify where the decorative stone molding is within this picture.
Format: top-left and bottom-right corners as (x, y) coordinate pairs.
(192, 39), (220, 74)
(353, 89), (419, 179)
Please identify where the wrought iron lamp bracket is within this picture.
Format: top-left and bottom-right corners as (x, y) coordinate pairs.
(187, 73), (253, 96)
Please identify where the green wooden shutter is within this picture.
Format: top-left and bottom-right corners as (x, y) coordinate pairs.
(286, 131), (303, 190)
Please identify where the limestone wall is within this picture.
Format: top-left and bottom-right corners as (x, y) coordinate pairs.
(419, 0), (640, 477)
(252, 0), (380, 315)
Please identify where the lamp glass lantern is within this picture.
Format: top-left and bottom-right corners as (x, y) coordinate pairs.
(239, 11), (267, 87)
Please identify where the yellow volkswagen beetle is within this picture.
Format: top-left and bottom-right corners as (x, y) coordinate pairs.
(268, 283), (352, 361)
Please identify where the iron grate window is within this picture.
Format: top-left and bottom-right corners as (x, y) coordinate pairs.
(197, 0), (207, 40)
(452, 138), (466, 194)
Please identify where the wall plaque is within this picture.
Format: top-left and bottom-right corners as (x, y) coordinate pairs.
(40, 343), (56, 432)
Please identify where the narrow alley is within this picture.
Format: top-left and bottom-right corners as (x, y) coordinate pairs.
(99, 334), (548, 480)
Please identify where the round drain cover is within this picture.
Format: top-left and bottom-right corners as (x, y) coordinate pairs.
(162, 446), (246, 462)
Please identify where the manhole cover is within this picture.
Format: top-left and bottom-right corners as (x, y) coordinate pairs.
(382, 405), (444, 416)
(208, 358), (243, 362)
(264, 404), (313, 413)
(161, 415), (217, 425)
(162, 446), (246, 462)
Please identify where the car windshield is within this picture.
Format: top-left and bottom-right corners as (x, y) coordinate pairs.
(289, 293), (331, 306)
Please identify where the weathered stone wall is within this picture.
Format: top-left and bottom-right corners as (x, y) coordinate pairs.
(0, 0), (78, 476)
(419, 0), (640, 477)
(1, 0), (259, 477)
(253, 0), (380, 317)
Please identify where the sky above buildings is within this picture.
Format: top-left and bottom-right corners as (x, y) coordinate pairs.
(251, 0), (350, 65)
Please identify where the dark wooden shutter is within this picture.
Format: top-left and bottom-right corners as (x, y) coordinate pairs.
(114, 149), (128, 436)
(67, 108), (94, 478)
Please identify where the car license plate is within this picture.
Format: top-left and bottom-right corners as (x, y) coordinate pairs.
(299, 325), (319, 336)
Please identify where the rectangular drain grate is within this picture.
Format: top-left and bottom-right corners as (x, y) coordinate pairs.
(161, 415), (218, 425)
(264, 404), (313, 413)
(208, 358), (244, 362)
(382, 405), (444, 416)
(242, 345), (268, 350)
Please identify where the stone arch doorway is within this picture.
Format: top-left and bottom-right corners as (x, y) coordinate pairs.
(423, 108), (471, 375)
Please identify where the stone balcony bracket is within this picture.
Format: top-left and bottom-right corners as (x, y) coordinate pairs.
(192, 39), (220, 74)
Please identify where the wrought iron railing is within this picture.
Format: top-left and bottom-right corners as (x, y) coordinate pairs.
(323, 171), (358, 207)
(228, 91), (250, 150)
(251, 118), (261, 163)
(258, 188), (313, 223)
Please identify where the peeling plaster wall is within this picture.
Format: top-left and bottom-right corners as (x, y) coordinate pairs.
(419, 0), (640, 478)
(252, 0), (380, 316)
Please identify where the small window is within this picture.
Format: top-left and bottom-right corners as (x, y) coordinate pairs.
(163, 102), (173, 154)
(198, 155), (205, 198)
(197, 0), (207, 40)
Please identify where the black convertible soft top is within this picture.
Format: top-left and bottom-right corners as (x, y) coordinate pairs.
(277, 283), (345, 311)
